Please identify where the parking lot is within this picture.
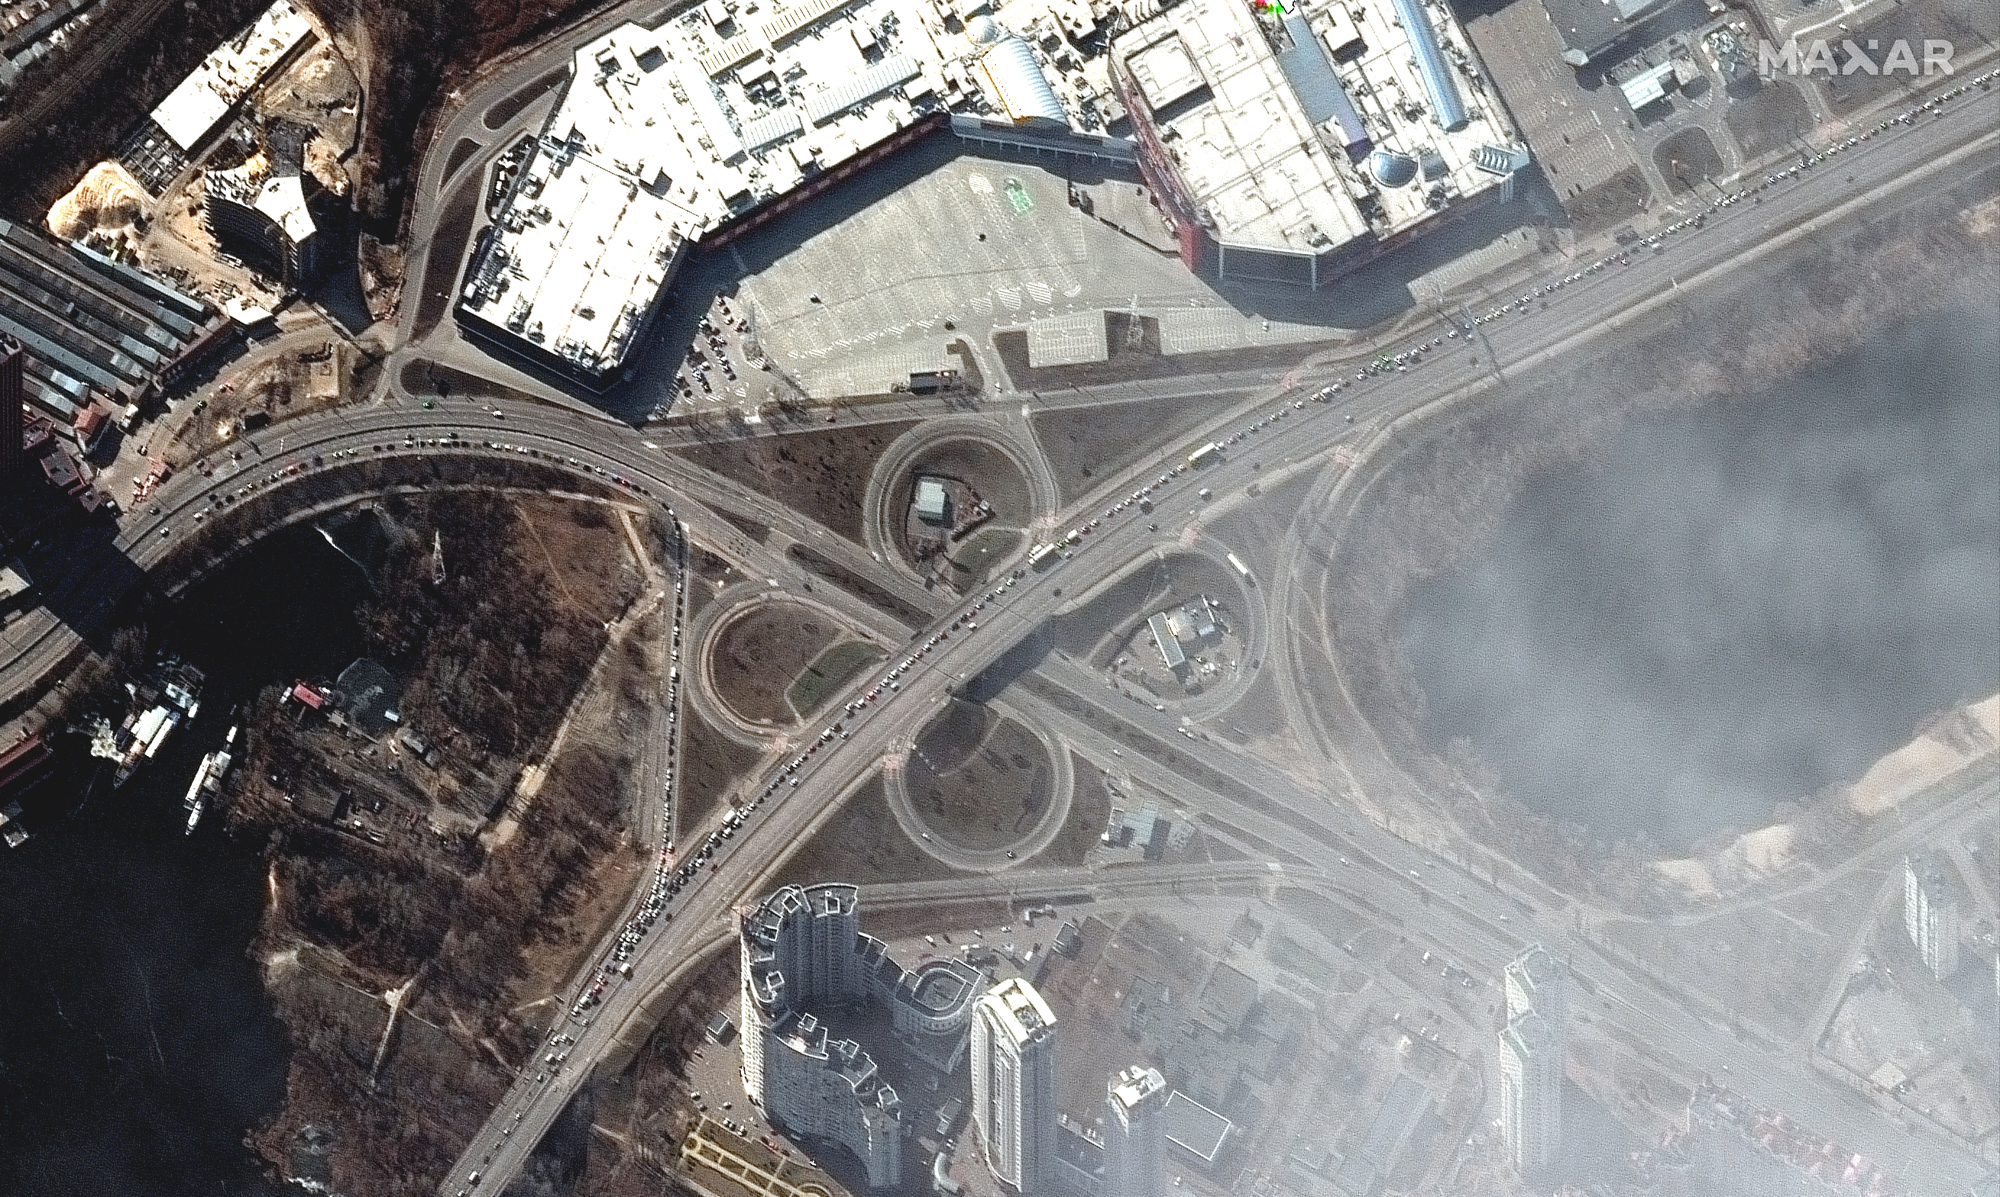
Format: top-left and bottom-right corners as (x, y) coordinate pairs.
(684, 151), (1256, 400)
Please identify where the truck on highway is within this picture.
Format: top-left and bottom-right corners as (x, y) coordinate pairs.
(1028, 543), (1061, 571)
(1227, 552), (1253, 582)
(1187, 442), (1222, 468)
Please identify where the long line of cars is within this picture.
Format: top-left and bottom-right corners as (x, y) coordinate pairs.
(458, 68), (2000, 1196)
(568, 516), (691, 1022)
(1455, 67), (2000, 330)
(562, 566), (1043, 1028)
(625, 392), (1337, 897)
(165, 428), (662, 537)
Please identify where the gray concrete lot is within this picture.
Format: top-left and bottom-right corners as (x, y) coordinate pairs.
(729, 154), (1211, 398)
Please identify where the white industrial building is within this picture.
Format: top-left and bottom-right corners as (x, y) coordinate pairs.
(1904, 851), (1961, 981)
(914, 476), (950, 523)
(738, 883), (986, 1189)
(1102, 1065), (1168, 1197)
(970, 976), (1059, 1193)
(1111, 0), (1527, 287)
(460, 0), (1535, 388)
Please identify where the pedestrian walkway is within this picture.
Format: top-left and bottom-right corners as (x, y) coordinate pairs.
(679, 1117), (838, 1197)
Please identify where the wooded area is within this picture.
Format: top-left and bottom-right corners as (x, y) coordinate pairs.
(305, 0), (619, 237)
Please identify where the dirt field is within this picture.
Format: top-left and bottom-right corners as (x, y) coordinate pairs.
(710, 601), (842, 726)
(505, 497), (639, 621)
(1564, 166), (1652, 235)
(1037, 753), (1111, 866)
(787, 543), (934, 624)
(678, 709), (767, 834)
(951, 527), (1022, 583)
(993, 314), (1339, 399)
(1725, 80), (1813, 161)
(889, 436), (1034, 567)
(771, 775), (969, 887)
(1596, 860), (1889, 1043)
(1032, 392), (1228, 505)
(165, 344), (360, 462)
(787, 640), (884, 716)
(1816, 0), (1990, 116)
(1655, 129), (1725, 194)
(672, 420), (917, 541)
(907, 701), (1054, 850)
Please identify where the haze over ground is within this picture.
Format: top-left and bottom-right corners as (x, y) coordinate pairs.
(1402, 303), (2000, 852)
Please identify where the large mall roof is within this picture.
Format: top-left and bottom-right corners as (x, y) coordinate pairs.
(1114, 0), (1524, 260)
(459, 0), (1074, 378)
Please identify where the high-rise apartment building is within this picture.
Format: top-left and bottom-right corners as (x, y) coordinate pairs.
(1498, 945), (1565, 1174)
(1103, 1065), (1168, 1197)
(1504, 944), (1566, 1027)
(734, 883), (987, 1190)
(1905, 851), (1961, 981)
(1498, 1011), (1562, 1173)
(740, 883), (865, 1103)
(971, 977), (1058, 1193)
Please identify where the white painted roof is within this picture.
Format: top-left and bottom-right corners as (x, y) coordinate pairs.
(461, 0), (1104, 376)
(1114, 0), (1525, 258)
(253, 174), (315, 243)
(1618, 60), (1676, 110)
(1123, 31), (1204, 112)
(975, 976), (1057, 1046)
(151, 1), (315, 151)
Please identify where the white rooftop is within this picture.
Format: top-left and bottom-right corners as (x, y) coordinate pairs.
(976, 976), (1057, 1046)
(914, 477), (949, 519)
(151, 1), (315, 151)
(1114, 0), (1522, 259)
(461, 0), (1086, 377)
(253, 173), (316, 243)
(1109, 1064), (1167, 1114)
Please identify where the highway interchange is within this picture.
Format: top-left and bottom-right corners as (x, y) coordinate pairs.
(431, 73), (1999, 1197)
(2, 34), (1996, 1197)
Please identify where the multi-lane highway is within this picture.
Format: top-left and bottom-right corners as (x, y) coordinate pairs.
(0, 41), (1989, 1197)
(429, 81), (2000, 1196)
